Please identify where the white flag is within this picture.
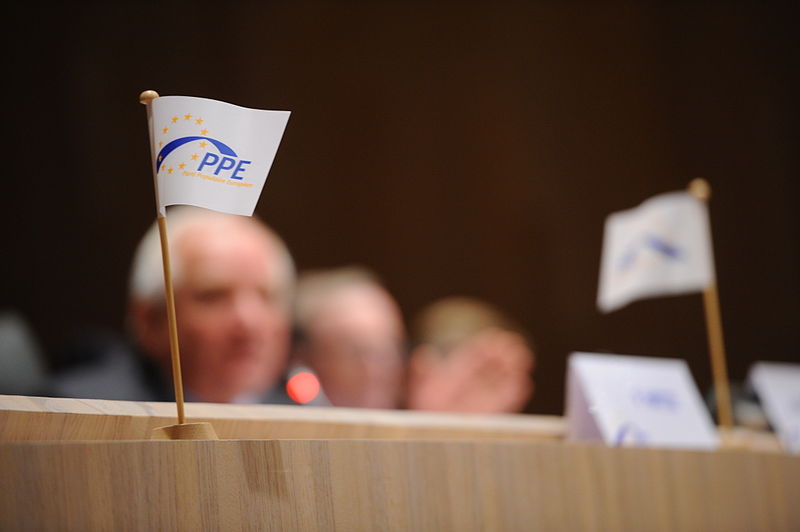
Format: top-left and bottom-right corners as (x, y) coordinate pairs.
(148, 95), (290, 216)
(597, 190), (715, 313)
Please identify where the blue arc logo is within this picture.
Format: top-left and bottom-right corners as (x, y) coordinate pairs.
(156, 136), (237, 172)
(617, 233), (681, 272)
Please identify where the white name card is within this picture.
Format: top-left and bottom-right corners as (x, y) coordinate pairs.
(566, 352), (719, 450)
(748, 361), (800, 454)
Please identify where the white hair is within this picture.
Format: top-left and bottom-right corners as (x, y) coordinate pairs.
(128, 206), (295, 308)
(293, 266), (385, 331)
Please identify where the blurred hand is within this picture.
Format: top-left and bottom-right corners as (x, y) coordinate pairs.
(407, 328), (534, 413)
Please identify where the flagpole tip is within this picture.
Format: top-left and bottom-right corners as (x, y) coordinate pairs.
(688, 178), (711, 201)
(139, 90), (160, 104)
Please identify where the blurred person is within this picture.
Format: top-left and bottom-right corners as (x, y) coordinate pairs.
(290, 266), (406, 409)
(49, 206), (295, 404)
(0, 310), (49, 396)
(406, 296), (535, 413)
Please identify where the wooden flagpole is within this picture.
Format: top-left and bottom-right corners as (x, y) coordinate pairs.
(688, 178), (734, 430)
(155, 216), (186, 425)
(140, 90), (186, 425)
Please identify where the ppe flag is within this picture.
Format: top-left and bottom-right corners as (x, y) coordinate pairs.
(597, 191), (715, 313)
(149, 95), (290, 216)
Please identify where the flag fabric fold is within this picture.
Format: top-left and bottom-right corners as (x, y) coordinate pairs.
(597, 190), (715, 313)
(148, 95), (290, 216)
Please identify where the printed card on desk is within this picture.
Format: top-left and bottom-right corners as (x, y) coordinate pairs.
(748, 361), (800, 454)
(566, 352), (719, 450)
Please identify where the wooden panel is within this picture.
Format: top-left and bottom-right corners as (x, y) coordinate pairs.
(0, 395), (565, 442)
(1, 439), (798, 531)
(0, 396), (796, 530)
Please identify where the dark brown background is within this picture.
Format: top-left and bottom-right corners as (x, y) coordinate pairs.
(4, 3), (797, 414)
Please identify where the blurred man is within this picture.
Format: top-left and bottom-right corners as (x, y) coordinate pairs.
(290, 267), (406, 409)
(406, 296), (535, 413)
(50, 206), (295, 403)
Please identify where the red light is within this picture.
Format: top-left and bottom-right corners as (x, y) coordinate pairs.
(286, 371), (321, 404)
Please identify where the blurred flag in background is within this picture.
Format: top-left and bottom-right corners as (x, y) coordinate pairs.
(597, 190), (714, 313)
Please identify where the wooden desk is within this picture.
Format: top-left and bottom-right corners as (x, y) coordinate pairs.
(1, 395), (797, 531)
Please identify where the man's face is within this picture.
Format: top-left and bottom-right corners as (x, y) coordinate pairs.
(306, 285), (405, 409)
(172, 220), (290, 403)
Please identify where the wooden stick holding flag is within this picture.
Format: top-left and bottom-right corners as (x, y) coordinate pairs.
(138, 89), (290, 437)
(597, 178), (733, 430)
(688, 178), (733, 429)
(140, 90), (186, 425)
